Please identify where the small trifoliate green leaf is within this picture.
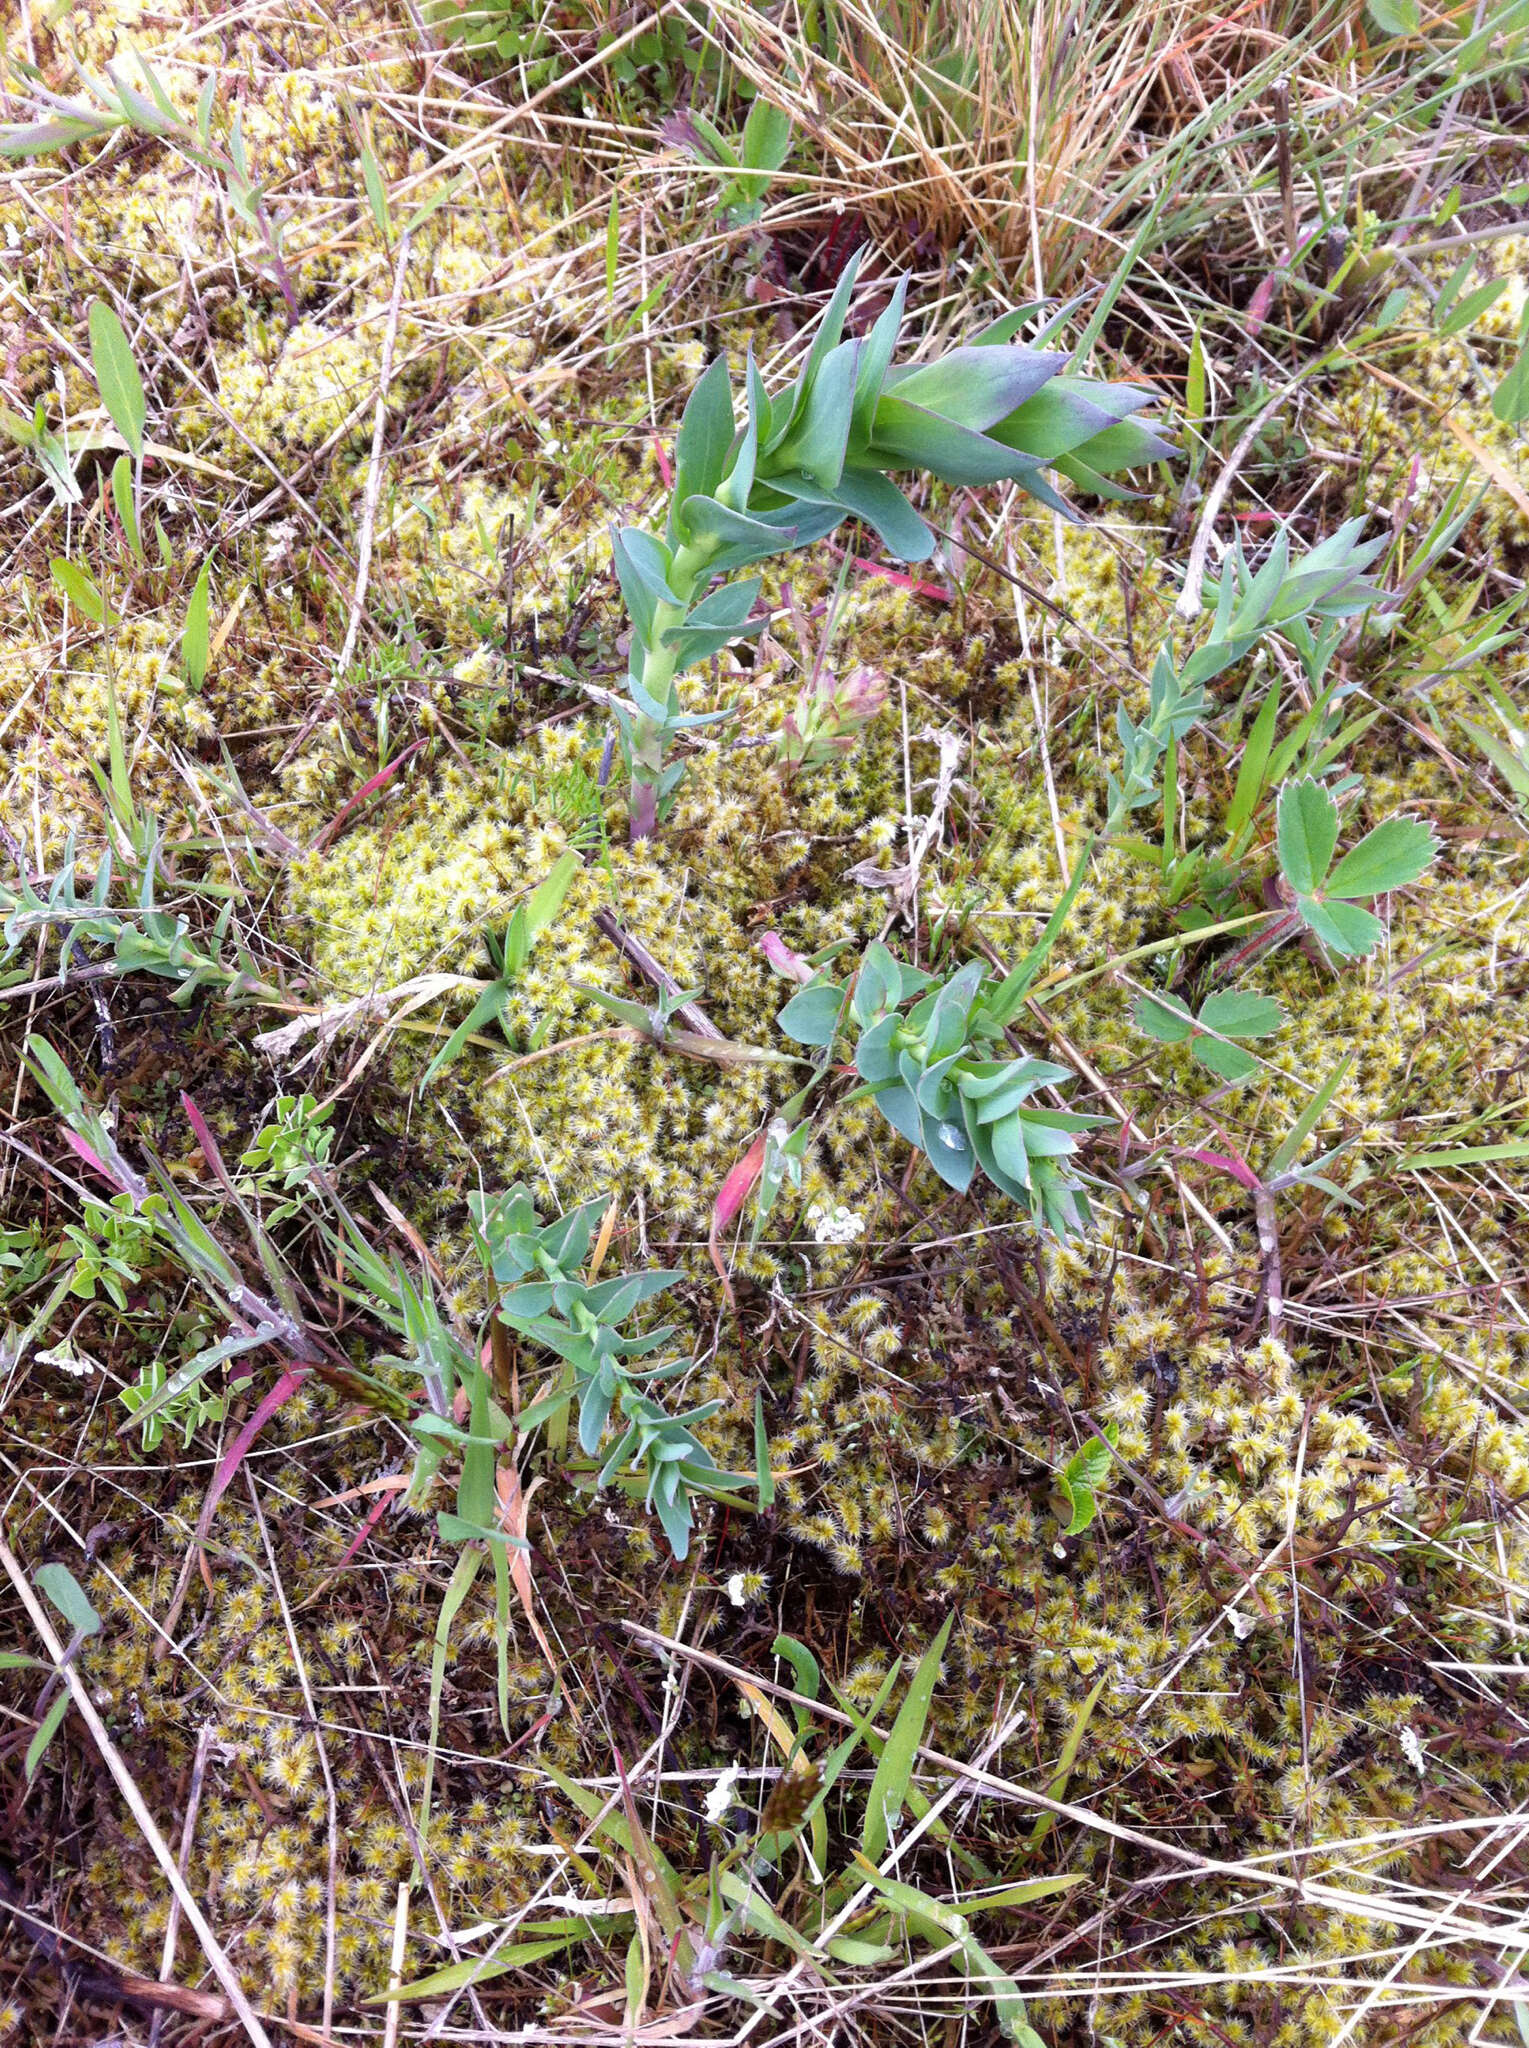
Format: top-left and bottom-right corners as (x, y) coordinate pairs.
(1193, 1037), (1260, 1083)
(1298, 894), (1385, 957)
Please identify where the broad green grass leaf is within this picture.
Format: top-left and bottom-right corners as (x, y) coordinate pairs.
(110, 454), (142, 561)
(1223, 680), (1280, 848)
(36, 1561), (101, 1636)
(1028, 1677), (1106, 1851)
(371, 1935), (579, 2002)
(50, 558), (113, 627)
(420, 1545), (483, 1843)
(852, 1859), (1064, 2044)
(1276, 778), (1338, 894)
(88, 300), (146, 460)
(1325, 816), (1437, 899)
(1185, 322), (1206, 435)
(1266, 1050), (1353, 1178)
(755, 1394), (775, 1510)
(1440, 277), (1506, 337)
(861, 1610), (952, 1863)
(1492, 343), (1529, 425)
(359, 132), (390, 239)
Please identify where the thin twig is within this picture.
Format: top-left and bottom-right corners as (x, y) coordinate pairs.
(287, 228), (412, 766)
(337, 228), (412, 680)
(592, 908), (725, 1040)
(147, 1723), (218, 2048)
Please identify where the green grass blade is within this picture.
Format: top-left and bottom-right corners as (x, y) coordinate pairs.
(860, 1611), (952, 1864)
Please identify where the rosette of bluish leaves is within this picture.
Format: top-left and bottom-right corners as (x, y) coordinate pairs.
(1108, 520), (1391, 832)
(472, 1185), (752, 1557)
(611, 252), (1172, 835)
(778, 943), (1102, 1237)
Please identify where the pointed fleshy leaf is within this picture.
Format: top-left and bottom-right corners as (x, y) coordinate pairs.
(670, 355), (736, 541)
(920, 1104), (976, 1190)
(867, 399), (1031, 486)
(769, 337), (859, 489)
(777, 981), (844, 1047)
(768, 466), (933, 562)
(873, 1079), (923, 1148)
(884, 347), (1063, 429)
(850, 274), (910, 443)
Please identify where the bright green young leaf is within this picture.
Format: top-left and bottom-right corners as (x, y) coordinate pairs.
(36, 1560), (101, 1636)
(110, 453), (142, 561)
(1276, 778), (1339, 894)
(1492, 343), (1529, 426)
(1325, 816), (1438, 899)
(1058, 1427), (1115, 1538)
(88, 300), (146, 461)
(370, 1935), (580, 2003)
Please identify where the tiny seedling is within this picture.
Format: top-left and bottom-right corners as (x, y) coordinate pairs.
(420, 851), (580, 1084)
(685, 96), (794, 225)
(237, 1095), (336, 1223)
(1056, 1425), (1118, 1539)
